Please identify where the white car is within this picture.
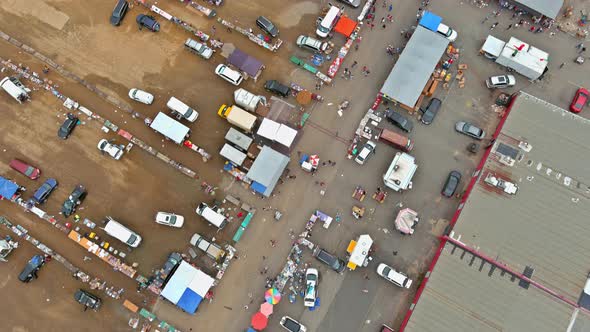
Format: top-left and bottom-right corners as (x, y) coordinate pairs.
(97, 139), (124, 160)
(128, 88), (154, 105)
(437, 23), (458, 42)
(377, 263), (412, 289)
(486, 75), (516, 89)
(304, 268), (318, 307)
(155, 212), (185, 228)
(280, 316), (307, 332)
(355, 140), (376, 165)
(215, 64), (243, 86)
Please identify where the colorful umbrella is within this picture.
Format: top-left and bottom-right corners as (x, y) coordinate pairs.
(260, 302), (273, 317)
(251, 312), (268, 330)
(264, 288), (281, 304)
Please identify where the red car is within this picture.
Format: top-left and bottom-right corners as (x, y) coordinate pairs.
(570, 88), (589, 113)
(9, 159), (41, 180)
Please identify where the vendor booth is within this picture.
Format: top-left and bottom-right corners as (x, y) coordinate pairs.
(334, 16), (358, 38)
(160, 261), (215, 314)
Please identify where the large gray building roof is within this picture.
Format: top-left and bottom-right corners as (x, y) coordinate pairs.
(405, 242), (574, 332)
(380, 25), (449, 107)
(246, 146), (289, 197)
(510, 0), (564, 19)
(403, 92), (590, 331)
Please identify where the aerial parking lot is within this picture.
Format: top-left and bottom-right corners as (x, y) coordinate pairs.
(0, 0), (589, 331)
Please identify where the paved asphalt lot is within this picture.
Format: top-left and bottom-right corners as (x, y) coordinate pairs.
(0, 0), (588, 331)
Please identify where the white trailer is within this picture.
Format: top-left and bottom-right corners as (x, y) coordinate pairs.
(383, 152), (417, 192)
(481, 35), (549, 80)
(234, 88), (266, 112)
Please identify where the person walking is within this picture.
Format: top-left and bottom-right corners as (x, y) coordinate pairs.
(559, 62), (565, 69)
(351, 60), (358, 68)
(506, 24), (512, 30)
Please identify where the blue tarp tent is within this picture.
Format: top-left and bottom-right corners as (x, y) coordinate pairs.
(177, 288), (203, 314)
(0, 176), (19, 198)
(160, 261), (215, 315)
(250, 181), (267, 195)
(419, 11), (442, 32)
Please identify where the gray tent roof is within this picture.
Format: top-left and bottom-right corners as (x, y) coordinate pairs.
(246, 146), (289, 197)
(380, 26), (449, 107)
(510, 0), (563, 19)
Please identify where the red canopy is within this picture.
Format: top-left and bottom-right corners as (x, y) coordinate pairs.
(334, 16), (358, 37)
(251, 312), (268, 330)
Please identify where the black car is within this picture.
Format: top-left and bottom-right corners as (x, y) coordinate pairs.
(312, 247), (345, 273)
(264, 80), (291, 97)
(58, 113), (78, 139)
(136, 14), (160, 32)
(18, 255), (45, 283)
(110, 0), (129, 26)
(61, 184), (87, 217)
(256, 16), (279, 38)
(420, 98), (441, 125)
(74, 289), (102, 311)
(442, 171), (462, 197)
(386, 110), (414, 132)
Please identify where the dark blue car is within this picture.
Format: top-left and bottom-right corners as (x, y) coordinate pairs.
(33, 178), (58, 204)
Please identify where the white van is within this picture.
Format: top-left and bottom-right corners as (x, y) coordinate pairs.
(166, 97), (198, 122)
(104, 217), (142, 248)
(316, 6), (341, 38)
(196, 202), (227, 229)
(0, 76), (30, 103)
(215, 64), (243, 86)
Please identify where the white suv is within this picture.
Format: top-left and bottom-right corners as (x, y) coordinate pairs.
(377, 263), (412, 289)
(437, 23), (458, 42)
(97, 139), (124, 160)
(215, 64), (243, 86)
(280, 316), (307, 332)
(486, 75), (516, 89)
(355, 140), (376, 165)
(304, 268), (319, 307)
(155, 212), (184, 228)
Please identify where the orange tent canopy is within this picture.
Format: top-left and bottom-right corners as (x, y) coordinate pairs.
(334, 16), (358, 38)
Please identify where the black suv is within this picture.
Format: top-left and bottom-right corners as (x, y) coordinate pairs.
(386, 109), (414, 133)
(420, 98), (441, 125)
(74, 289), (102, 311)
(18, 255), (45, 282)
(264, 80), (291, 97)
(58, 113), (78, 139)
(61, 184), (87, 217)
(110, 0), (129, 26)
(136, 14), (160, 32)
(313, 247), (345, 273)
(256, 16), (279, 38)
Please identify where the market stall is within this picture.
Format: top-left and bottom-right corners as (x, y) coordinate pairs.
(346, 234), (373, 270)
(395, 208), (419, 235)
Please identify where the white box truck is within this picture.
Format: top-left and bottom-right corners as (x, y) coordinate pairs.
(217, 104), (257, 133)
(0, 76), (30, 103)
(149, 112), (190, 144)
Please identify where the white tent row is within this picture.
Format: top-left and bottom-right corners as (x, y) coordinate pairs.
(256, 118), (298, 148)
